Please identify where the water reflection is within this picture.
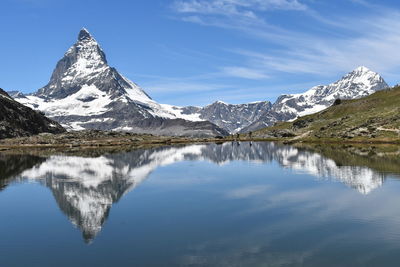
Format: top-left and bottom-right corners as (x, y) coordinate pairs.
(0, 142), (399, 243)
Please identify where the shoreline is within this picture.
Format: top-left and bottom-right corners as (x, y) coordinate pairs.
(1, 135), (400, 152)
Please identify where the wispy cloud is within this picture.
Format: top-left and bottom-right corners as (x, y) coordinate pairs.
(143, 81), (228, 94)
(348, 0), (372, 7)
(172, 0), (400, 81)
(173, 0), (307, 18)
(172, 0), (307, 33)
(221, 66), (269, 79)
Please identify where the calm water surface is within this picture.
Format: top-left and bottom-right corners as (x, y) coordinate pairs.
(1, 142), (400, 266)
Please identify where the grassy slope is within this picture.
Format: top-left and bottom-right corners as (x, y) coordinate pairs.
(252, 86), (400, 143)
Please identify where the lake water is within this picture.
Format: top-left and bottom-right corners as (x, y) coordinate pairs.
(1, 142), (400, 266)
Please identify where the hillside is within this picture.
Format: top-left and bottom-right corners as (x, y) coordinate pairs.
(251, 86), (400, 143)
(0, 88), (65, 139)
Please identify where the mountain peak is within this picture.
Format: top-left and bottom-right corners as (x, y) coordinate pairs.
(78, 27), (93, 41)
(34, 28), (110, 99)
(340, 66), (385, 84)
(353, 66), (371, 73)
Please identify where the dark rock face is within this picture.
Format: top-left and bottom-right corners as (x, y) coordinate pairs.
(181, 101), (272, 133)
(0, 88), (65, 139)
(239, 109), (286, 133)
(198, 101), (272, 133)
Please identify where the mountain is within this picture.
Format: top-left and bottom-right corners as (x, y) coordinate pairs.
(174, 67), (387, 134)
(9, 28), (388, 136)
(241, 66), (388, 132)
(0, 88), (65, 139)
(12, 28), (227, 137)
(176, 101), (272, 133)
(252, 85), (400, 142)
(7, 90), (26, 98)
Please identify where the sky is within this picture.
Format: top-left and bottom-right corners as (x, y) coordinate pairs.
(1, 0), (400, 106)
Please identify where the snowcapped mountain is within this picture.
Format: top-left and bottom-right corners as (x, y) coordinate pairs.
(12, 28), (227, 137)
(240, 66), (389, 132)
(273, 66), (388, 118)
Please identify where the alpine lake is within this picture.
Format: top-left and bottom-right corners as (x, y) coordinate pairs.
(1, 142), (400, 267)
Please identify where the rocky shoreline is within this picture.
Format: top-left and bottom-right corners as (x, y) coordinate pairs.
(1, 130), (400, 155)
(0, 130), (229, 152)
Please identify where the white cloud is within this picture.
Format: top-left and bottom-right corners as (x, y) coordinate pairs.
(222, 66), (269, 79)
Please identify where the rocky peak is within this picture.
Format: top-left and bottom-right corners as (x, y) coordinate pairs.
(71, 28), (107, 65)
(35, 28), (110, 99)
(78, 27), (93, 41)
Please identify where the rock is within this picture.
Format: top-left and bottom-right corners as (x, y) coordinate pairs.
(0, 88), (65, 139)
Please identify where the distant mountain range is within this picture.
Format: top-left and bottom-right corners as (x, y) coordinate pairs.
(169, 67), (388, 133)
(10, 28), (389, 135)
(175, 101), (273, 133)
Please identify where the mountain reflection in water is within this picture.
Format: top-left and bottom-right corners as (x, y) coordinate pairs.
(0, 142), (398, 243)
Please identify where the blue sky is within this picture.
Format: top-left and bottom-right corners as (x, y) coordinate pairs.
(1, 0), (400, 106)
